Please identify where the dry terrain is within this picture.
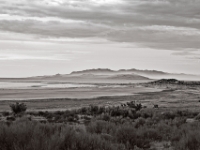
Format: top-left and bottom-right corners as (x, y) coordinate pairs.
(0, 69), (200, 112)
(0, 84), (200, 112)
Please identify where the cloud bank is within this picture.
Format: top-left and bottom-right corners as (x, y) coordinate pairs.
(0, 0), (200, 51)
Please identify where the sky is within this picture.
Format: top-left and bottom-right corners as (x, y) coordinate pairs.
(0, 0), (200, 77)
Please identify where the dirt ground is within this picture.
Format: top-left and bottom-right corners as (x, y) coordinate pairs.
(0, 88), (200, 112)
(0, 85), (162, 100)
(0, 77), (200, 112)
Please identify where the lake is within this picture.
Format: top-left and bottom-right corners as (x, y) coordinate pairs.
(0, 82), (96, 89)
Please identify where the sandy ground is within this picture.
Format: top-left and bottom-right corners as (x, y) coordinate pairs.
(0, 74), (199, 112)
(0, 75), (154, 100)
(0, 85), (161, 100)
(0, 76), (158, 111)
(0, 88), (200, 112)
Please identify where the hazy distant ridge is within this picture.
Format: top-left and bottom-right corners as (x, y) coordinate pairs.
(0, 68), (200, 81)
(71, 68), (200, 81)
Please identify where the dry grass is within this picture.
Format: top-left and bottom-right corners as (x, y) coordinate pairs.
(0, 87), (199, 112)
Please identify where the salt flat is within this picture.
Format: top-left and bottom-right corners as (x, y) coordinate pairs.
(0, 84), (160, 100)
(0, 69), (200, 112)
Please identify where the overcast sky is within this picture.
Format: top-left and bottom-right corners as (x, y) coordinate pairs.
(0, 0), (200, 77)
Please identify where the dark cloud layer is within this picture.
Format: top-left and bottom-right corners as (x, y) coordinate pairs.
(0, 0), (200, 51)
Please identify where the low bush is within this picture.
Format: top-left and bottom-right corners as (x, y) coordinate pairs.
(0, 119), (124, 150)
(2, 104), (200, 150)
(6, 116), (15, 121)
(10, 102), (27, 115)
(2, 111), (10, 117)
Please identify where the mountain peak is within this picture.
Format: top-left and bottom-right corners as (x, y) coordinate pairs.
(71, 68), (114, 74)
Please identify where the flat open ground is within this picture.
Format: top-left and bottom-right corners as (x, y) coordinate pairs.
(0, 88), (200, 112)
(0, 76), (200, 112)
(0, 85), (161, 100)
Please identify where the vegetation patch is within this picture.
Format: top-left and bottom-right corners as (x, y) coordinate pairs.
(1, 101), (200, 150)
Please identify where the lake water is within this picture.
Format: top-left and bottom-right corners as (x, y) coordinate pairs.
(0, 82), (96, 89)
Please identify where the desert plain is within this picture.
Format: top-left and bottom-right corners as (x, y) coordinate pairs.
(0, 68), (200, 112)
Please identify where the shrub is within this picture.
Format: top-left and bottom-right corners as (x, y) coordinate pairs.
(161, 111), (176, 120)
(0, 120), (124, 150)
(87, 120), (115, 135)
(126, 101), (142, 111)
(6, 116), (15, 121)
(3, 104), (200, 150)
(60, 132), (124, 150)
(135, 117), (146, 128)
(90, 105), (99, 115)
(116, 125), (151, 149)
(10, 102), (27, 115)
(172, 128), (200, 150)
(2, 111), (10, 117)
(79, 107), (88, 114)
(102, 113), (111, 121)
(195, 113), (200, 120)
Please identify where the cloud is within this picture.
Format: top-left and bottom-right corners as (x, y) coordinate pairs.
(0, 0), (200, 51)
(0, 54), (69, 60)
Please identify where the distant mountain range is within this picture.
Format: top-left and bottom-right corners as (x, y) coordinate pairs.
(35, 69), (151, 83)
(70, 68), (200, 81)
(0, 68), (200, 82)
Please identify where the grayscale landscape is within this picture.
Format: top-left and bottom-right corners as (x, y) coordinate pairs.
(0, 68), (200, 112)
(1, 0), (200, 150)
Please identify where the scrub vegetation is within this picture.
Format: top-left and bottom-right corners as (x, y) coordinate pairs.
(1, 101), (200, 150)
